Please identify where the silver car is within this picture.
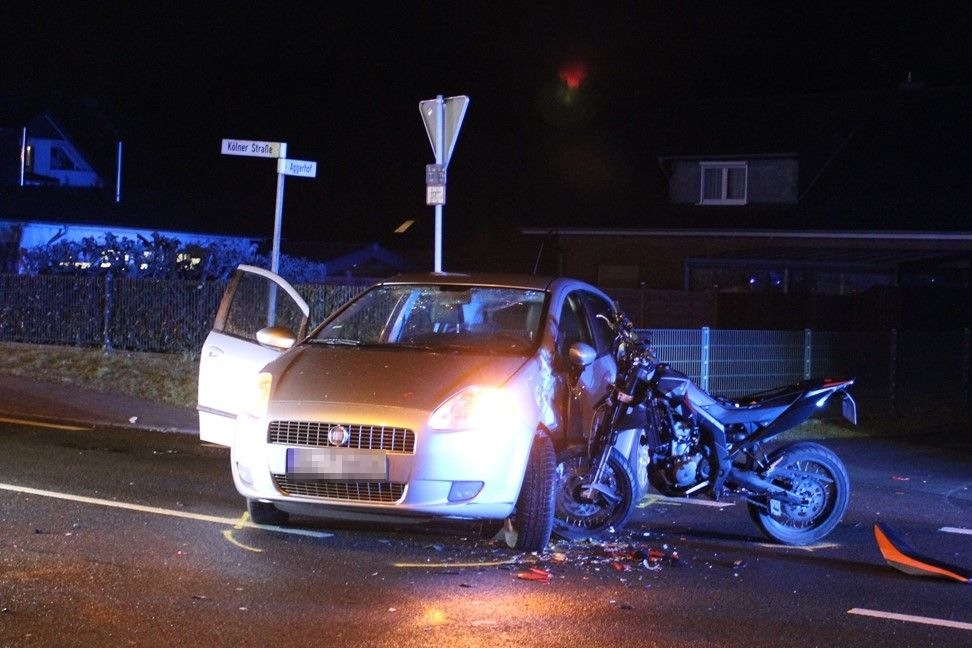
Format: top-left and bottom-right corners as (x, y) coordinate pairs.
(198, 266), (620, 551)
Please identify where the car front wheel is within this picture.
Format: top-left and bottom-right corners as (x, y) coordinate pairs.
(247, 498), (289, 525)
(506, 434), (556, 553)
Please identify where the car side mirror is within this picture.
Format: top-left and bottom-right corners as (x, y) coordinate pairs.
(256, 326), (297, 350)
(568, 342), (597, 369)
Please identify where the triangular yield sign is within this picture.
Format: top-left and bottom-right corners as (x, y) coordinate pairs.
(419, 95), (469, 168)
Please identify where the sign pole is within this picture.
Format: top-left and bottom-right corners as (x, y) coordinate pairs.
(433, 96), (445, 272)
(419, 95), (469, 274)
(271, 143), (288, 275)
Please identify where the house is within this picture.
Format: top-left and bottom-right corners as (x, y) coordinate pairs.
(521, 81), (972, 327)
(0, 96), (120, 192)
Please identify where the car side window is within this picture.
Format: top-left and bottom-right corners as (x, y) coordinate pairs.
(580, 292), (616, 356)
(557, 292), (594, 358)
(221, 273), (305, 342)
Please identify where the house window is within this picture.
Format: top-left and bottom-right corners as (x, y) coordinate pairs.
(700, 162), (747, 205)
(50, 146), (79, 171)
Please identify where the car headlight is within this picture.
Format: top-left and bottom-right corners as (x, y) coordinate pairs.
(244, 372), (273, 418)
(428, 386), (517, 431)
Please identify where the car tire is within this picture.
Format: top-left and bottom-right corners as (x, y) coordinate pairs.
(509, 434), (556, 553)
(247, 498), (289, 525)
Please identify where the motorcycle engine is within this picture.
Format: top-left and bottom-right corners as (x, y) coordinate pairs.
(648, 404), (712, 493)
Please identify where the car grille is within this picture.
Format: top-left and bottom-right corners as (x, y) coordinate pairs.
(268, 421), (416, 453)
(271, 474), (406, 503)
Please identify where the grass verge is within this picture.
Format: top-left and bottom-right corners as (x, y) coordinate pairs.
(0, 342), (198, 409)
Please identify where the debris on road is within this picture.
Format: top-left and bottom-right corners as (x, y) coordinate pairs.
(874, 522), (971, 584)
(516, 567), (552, 582)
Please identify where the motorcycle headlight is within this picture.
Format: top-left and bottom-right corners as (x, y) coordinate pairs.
(428, 386), (517, 431)
(244, 372), (273, 418)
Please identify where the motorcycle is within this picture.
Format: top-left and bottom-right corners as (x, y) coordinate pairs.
(553, 310), (857, 546)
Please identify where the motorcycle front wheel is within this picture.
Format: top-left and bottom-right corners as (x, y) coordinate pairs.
(747, 441), (850, 545)
(552, 446), (637, 541)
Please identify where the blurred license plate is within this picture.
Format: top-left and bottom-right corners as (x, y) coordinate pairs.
(286, 447), (388, 481)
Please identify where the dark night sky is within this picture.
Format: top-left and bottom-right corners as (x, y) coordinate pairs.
(4, 3), (970, 270)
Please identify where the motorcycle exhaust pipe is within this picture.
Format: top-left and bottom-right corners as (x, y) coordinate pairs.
(727, 467), (804, 505)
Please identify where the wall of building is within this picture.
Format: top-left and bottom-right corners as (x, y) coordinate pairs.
(667, 157), (798, 204)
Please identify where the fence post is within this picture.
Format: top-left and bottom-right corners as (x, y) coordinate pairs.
(804, 328), (812, 379)
(964, 328), (970, 407)
(889, 328), (897, 417)
(701, 326), (710, 392)
(102, 273), (113, 351)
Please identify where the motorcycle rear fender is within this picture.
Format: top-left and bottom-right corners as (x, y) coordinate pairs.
(841, 390), (858, 425)
(736, 381), (856, 446)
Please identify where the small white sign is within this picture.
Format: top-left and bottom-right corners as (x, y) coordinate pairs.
(221, 139), (284, 158)
(426, 185), (446, 205)
(277, 158), (318, 178)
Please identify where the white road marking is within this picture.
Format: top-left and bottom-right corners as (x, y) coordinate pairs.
(848, 608), (972, 631)
(940, 527), (972, 536)
(0, 482), (332, 539)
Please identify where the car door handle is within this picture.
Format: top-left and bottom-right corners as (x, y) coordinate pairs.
(206, 346), (224, 358)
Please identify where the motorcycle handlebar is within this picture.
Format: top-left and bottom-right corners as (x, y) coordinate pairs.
(599, 309), (654, 364)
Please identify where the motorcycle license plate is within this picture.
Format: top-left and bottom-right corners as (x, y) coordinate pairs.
(286, 447), (388, 481)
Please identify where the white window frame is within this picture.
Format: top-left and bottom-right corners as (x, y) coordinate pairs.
(699, 161), (748, 205)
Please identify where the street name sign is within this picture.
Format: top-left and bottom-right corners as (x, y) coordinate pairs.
(277, 158), (318, 178)
(221, 139), (284, 158)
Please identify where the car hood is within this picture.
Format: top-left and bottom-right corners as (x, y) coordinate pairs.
(266, 344), (531, 412)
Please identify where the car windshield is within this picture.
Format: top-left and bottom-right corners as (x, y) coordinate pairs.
(310, 284), (547, 354)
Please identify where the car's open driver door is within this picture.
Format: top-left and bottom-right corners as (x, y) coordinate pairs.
(197, 265), (309, 446)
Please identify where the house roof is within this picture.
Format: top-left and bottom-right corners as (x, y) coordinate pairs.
(520, 227), (972, 245)
(596, 82), (972, 233)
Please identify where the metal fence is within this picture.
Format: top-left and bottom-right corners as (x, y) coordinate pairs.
(1, 274), (969, 415)
(0, 274), (369, 354)
(648, 328), (970, 414)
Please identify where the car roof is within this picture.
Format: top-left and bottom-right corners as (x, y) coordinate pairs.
(379, 271), (559, 291)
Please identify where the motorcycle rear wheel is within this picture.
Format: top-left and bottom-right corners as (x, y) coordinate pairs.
(552, 446), (637, 541)
(747, 442), (850, 545)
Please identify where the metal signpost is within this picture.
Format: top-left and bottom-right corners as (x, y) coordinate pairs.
(220, 138), (318, 275)
(419, 95), (469, 272)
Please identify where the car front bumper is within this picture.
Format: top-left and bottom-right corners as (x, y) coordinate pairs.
(230, 401), (536, 520)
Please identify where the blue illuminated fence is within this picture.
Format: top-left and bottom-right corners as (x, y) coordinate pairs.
(0, 274), (968, 415)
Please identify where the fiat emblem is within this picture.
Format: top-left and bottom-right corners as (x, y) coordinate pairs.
(327, 424), (350, 447)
